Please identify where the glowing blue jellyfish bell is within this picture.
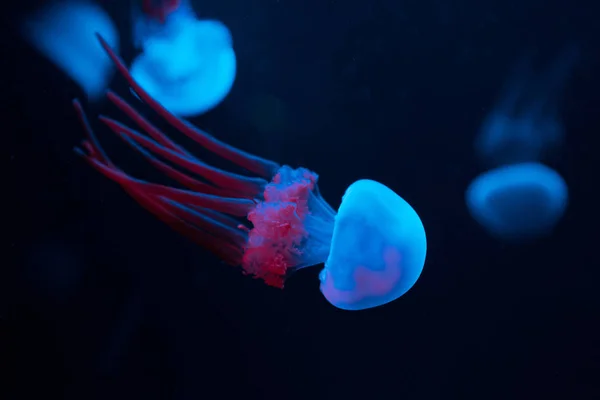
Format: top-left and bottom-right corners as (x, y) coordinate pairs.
(466, 163), (568, 241)
(130, 0), (236, 117)
(320, 180), (427, 310)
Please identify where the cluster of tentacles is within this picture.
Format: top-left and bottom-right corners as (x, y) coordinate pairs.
(74, 34), (320, 287)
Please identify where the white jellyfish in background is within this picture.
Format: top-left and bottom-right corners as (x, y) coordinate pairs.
(466, 162), (568, 240)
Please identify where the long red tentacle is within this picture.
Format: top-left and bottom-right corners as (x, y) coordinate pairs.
(112, 132), (233, 197)
(105, 91), (191, 157)
(73, 99), (248, 265)
(98, 112), (266, 198)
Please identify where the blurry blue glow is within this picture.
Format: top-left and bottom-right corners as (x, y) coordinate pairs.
(131, 1), (236, 117)
(320, 180), (427, 310)
(466, 162), (568, 240)
(22, 0), (119, 100)
(475, 45), (579, 166)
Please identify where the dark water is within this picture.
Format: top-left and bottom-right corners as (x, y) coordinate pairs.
(3, 0), (599, 399)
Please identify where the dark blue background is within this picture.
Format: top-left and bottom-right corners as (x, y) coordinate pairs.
(4, 0), (599, 399)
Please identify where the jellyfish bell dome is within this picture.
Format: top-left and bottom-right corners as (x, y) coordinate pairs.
(130, 19), (236, 117)
(465, 162), (568, 240)
(319, 180), (427, 311)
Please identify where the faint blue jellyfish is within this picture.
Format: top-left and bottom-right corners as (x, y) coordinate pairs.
(466, 162), (568, 240)
(475, 45), (579, 166)
(22, 0), (119, 100)
(466, 47), (577, 240)
(130, 0), (236, 117)
(71, 36), (427, 310)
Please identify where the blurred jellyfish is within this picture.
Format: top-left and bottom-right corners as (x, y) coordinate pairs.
(466, 163), (568, 240)
(130, 0), (236, 116)
(22, 0), (119, 100)
(475, 45), (579, 166)
(467, 47), (577, 240)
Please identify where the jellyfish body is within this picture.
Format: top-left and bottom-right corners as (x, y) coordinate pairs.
(466, 163), (568, 240)
(130, 0), (236, 116)
(22, 0), (119, 100)
(72, 35), (426, 310)
(467, 47), (576, 239)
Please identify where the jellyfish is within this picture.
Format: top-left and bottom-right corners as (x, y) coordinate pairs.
(129, 0), (236, 117)
(465, 162), (568, 240)
(22, 0), (119, 100)
(466, 47), (577, 240)
(72, 35), (427, 311)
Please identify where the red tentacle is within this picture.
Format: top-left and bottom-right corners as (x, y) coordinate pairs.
(72, 100), (249, 265)
(106, 91), (190, 157)
(83, 159), (254, 217)
(99, 115), (266, 197)
(116, 133), (236, 197)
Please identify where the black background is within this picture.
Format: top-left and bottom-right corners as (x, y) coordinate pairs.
(3, 0), (599, 399)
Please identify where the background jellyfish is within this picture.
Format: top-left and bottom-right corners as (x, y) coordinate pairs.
(466, 47), (577, 240)
(466, 163), (568, 240)
(22, 0), (119, 100)
(72, 36), (427, 311)
(130, 0), (236, 117)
